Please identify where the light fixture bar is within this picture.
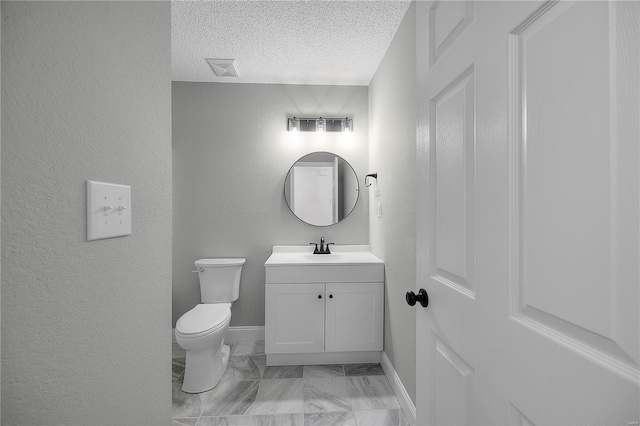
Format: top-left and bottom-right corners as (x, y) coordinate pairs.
(287, 117), (353, 132)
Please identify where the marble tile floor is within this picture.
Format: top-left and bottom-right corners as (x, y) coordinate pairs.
(172, 341), (409, 426)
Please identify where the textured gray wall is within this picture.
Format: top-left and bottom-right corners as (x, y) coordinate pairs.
(172, 83), (369, 327)
(369, 2), (417, 404)
(2, 2), (172, 424)
(1, 8), (3, 420)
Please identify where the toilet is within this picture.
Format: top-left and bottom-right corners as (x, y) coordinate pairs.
(175, 258), (246, 393)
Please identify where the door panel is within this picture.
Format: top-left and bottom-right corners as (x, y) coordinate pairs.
(510, 0), (639, 368)
(429, 1), (474, 67)
(416, 1), (640, 425)
(292, 164), (334, 226)
(515, 0), (612, 341)
(509, 404), (535, 426)
(432, 67), (475, 297)
(434, 337), (475, 426)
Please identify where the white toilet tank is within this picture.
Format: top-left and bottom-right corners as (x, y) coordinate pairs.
(195, 258), (246, 303)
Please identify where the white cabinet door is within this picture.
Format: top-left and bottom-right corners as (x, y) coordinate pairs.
(415, 1), (639, 425)
(325, 282), (384, 352)
(265, 283), (325, 354)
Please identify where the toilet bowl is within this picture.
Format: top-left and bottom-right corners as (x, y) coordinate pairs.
(175, 258), (245, 393)
(175, 303), (231, 393)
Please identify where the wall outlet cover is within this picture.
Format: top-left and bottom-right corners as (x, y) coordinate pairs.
(87, 180), (132, 241)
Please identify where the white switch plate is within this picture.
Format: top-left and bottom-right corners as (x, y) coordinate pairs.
(87, 180), (132, 241)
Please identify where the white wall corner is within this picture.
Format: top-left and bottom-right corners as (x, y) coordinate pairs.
(173, 326), (265, 344)
(381, 351), (417, 424)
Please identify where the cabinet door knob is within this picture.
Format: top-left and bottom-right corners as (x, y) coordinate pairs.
(329, 294), (333, 298)
(318, 294), (322, 299)
(406, 289), (429, 308)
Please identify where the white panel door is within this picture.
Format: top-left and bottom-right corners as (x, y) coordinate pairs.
(415, 1), (639, 425)
(325, 282), (384, 352)
(292, 164), (335, 226)
(265, 283), (325, 354)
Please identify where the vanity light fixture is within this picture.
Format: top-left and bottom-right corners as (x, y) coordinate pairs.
(341, 118), (353, 132)
(287, 117), (353, 132)
(288, 117), (300, 132)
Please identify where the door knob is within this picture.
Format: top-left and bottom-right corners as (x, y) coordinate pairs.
(406, 289), (429, 308)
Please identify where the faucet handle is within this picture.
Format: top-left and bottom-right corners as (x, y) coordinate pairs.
(326, 243), (335, 254)
(309, 242), (319, 254)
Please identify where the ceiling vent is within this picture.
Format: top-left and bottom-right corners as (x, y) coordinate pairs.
(205, 58), (239, 77)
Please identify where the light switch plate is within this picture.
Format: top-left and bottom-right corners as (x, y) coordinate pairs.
(87, 180), (132, 241)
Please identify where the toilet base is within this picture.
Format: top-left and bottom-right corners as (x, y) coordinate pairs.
(181, 343), (230, 394)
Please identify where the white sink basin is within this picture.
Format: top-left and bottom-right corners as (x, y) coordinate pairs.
(265, 245), (383, 266)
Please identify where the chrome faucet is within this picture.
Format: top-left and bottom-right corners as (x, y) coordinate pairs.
(309, 237), (334, 254)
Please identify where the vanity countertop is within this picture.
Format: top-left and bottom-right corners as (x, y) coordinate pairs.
(265, 245), (384, 267)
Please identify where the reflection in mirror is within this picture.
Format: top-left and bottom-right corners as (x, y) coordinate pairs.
(284, 152), (359, 227)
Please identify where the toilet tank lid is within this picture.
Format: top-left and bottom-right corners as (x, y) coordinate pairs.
(195, 258), (246, 267)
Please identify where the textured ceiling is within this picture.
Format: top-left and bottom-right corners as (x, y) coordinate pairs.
(171, 0), (411, 85)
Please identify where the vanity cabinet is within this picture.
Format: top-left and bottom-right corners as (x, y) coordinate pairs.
(264, 245), (385, 366)
(265, 281), (384, 354)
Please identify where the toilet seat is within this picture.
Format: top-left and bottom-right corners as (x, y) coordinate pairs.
(175, 303), (231, 338)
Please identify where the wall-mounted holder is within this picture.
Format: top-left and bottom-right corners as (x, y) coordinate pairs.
(365, 173), (378, 187)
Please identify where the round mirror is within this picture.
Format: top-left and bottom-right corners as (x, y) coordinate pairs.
(284, 152), (359, 227)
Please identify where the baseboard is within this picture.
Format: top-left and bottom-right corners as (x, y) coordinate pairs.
(225, 326), (265, 342)
(381, 351), (417, 424)
(267, 351), (381, 366)
(173, 326), (265, 344)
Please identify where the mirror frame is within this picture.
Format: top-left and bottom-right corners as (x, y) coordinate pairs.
(283, 151), (360, 227)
